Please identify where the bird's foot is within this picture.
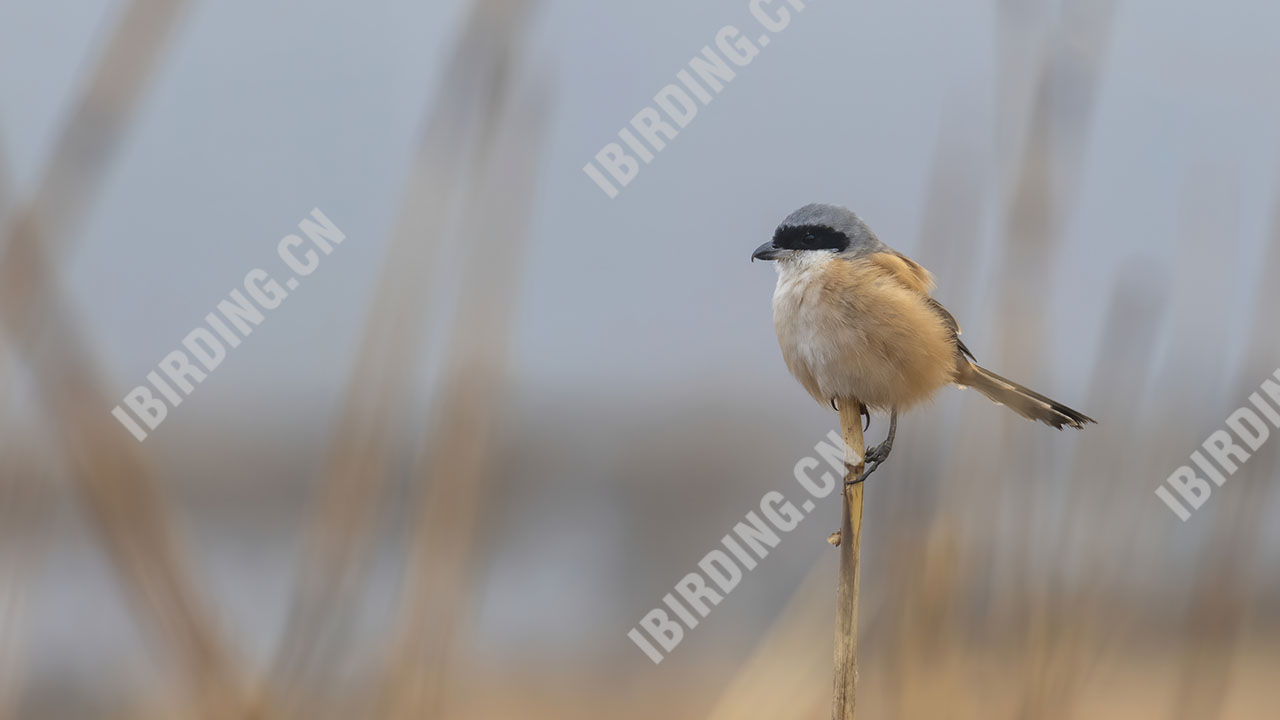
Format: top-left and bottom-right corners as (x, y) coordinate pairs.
(844, 458), (886, 486)
(843, 461), (860, 483)
(843, 408), (898, 486)
(864, 440), (893, 466)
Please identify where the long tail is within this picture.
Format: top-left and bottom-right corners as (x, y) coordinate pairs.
(956, 362), (1096, 430)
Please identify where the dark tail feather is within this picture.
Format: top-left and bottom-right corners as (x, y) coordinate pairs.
(957, 362), (1096, 430)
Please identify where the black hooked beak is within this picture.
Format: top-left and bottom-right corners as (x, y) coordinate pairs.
(752, 241), (783, 262)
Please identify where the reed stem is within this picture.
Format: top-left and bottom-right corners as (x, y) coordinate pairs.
(832, 400), (866, 720)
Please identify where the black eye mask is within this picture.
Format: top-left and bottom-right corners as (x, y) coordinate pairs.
(771, 224), (850, 252)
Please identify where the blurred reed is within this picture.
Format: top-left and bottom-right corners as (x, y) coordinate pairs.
(0, 425), (51, 720)
(0, 0), (549, 718)
(983, 0), (1119, 639)
(264, 2), (540, 714)
(0, 1), (246, 716)
(373, 32), (548, 720)
(1171, 169), (1280, 720)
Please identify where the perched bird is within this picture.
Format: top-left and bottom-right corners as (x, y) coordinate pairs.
(753, 203), (1094, 483)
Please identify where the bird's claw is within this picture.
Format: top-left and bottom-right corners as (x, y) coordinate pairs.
(843, 409), (897, 486)
(844, 459), (883, 486)
(864, 441), (891, 466)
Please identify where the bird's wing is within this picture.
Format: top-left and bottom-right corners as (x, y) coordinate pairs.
(924, 296), (975, 361)
(865, 251), (976, 361)
(864, 251), (935, 294)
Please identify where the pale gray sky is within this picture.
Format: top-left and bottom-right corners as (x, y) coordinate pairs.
(2, 0), (1278, 422)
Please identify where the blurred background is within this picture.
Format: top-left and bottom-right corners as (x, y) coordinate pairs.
(1, 0), (1279, 717)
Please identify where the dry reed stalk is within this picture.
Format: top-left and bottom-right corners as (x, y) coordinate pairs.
(374, 70), (549, 720)
(0, 137), (34, 720)
(959, 3), (1120, 679)
(0, 3), (246, 714)
(989, 0), (1119, 423)
(1170, 175), (1280, 720)
(0, 140), (59, 720)
(0, 147), (10, 224)
(1019, 279), (1166, 718)
(0, 429), (53, 720)
(832, 400), (866, 720)
(1031, 174), (1225, 720)
(4, 0), (188, 258)
(0, 209), (243, 720)
(266, 1), (536, 710)
(929, 6), (1069, 638)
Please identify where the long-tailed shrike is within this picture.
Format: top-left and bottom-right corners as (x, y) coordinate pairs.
(753, 204), (1095, 483)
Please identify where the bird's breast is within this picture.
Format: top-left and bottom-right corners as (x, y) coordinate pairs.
(771, 257), (855, 402)
(769, 255), (957, 410)
(772, 264), (839, 366)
